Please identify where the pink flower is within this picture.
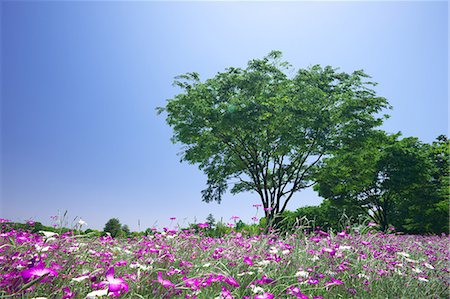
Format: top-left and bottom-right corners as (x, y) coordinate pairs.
(243, 256), (253, 266)
(21, 265), (58, 282)
(254, 292), (274, 299)
(170, 217), (176, 221)
(198, 222), (209, 228)
(62, 286), (75, 299)
(224, 276), (240, 287)
(287, 286), (309, 298)
(230, 216), (240, 221)
(325, 277), (344, 287)
(221, 286), (234, 299)
(99, 267), (129, 295)
(157, 272), (175, 288)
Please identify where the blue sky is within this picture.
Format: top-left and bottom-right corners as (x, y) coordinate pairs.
(1, 1), (448, 231)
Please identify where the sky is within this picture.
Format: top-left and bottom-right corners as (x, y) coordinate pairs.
(1, 1), (448, 231)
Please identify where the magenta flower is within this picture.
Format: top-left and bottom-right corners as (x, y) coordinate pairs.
(287, 286), (309, 298)
(157, 272), (175, 288)
(325, 277), (344, 287)
(254, 292), (274, 299)
(62, 286), (75, 299)
(197, 222), (209, 228)
(99, 267), (129, 295)
(21, 265), (58, 282)
(243, 256), (253, 266)
(220, 286), (234, 299)
(224, 276), (240, 287)
(230, 216), (240, 221)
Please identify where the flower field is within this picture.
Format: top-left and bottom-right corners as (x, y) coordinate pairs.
(0, 220), (448, 299)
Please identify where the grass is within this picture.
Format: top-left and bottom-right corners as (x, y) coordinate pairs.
(0, 219), (448, 298)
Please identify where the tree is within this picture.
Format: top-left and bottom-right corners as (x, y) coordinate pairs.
(121, 224), (131, 236)
(206, 213), (216, 228)
(315, 133), (439, 232)
(158, 51), (390, 227)
(103, 218), (122, 237)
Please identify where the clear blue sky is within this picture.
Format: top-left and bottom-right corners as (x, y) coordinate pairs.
(1, 1), (448, 231)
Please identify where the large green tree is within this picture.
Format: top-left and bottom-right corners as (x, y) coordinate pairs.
(158, 51), (390, 226)
(315, 134), (448, 233)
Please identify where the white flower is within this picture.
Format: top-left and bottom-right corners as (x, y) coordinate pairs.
(295, 270), (309, 278)
(85, 289), (108, 298)
(405, 258), (418, 263)
(203, 263), (211, 267)
(357, 273), (369, 280)
(251, 285), (265, 294)
(269, 247), (278, 254)
(39, 231), (58, 238)
(395, 269), (404, 276)
(35, 244), (50, 252)
(412, 267), (423, 274)
(281, 249), (290, 255)
(72, 275), (90, 282)
(237, 271), (254, 277)
(310, 255), (319, 262)
(256, 260), (270, 267)
(78, 219), (87, 226)
(32, 297), (48, 299)
(396, 252), (410, 258)
(339, 245), (352, 251)
(423, 263), (435, 270)
(418, 277), (429, 282)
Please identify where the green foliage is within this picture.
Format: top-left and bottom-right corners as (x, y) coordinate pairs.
(103, 218), (122, 238)
(158, 51), (390, 226)
(121, 224), (131, 236)
(206, 213), (216, 228)
(315, 133), (449, 233)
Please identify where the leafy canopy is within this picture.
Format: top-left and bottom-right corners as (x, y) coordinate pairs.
(158, 51), (390, 222)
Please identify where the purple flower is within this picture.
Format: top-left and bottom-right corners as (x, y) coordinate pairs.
(254, 292), (274, 299)
(157, 272), (175, 288)
(198, 222), (209, 228)
(62, 286), (75, 299)
(21, 265), (58, 282)
(287, 286), (309, 298)
(99, 267), (128, 295)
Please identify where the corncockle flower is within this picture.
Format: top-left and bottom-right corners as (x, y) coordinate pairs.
(396, 252), (410, 258)
(170, 217), (176, 221)
(230, 216), (240, 221)
(220, 286), (234, 299)
(287, 286), (309, 298)
(322, 247), (336, 256)
(72, 275), (90, 282)
(39, 231), (58, 238)
(85, 289), (108, 298)
(251, 285), (264, 294)
(224, 276), (240, 287)
(325, 277), (343, 287)
(308, 278), (319, 285)
(157, 272), (175, 288)
(21, 265), (58, 282)
(198, 222), (209, 228)
(244, 256), (253, 266)
(62, 286), (75, 299)
(252, 217), (259, 222)
(254, 292), (274, 299)
(269, 247), (278, 254)
(99, 267), (129, 295)
(295, 270), (309, 278)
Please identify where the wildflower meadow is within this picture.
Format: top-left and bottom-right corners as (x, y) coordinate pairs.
(0, 217), (448, 299)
